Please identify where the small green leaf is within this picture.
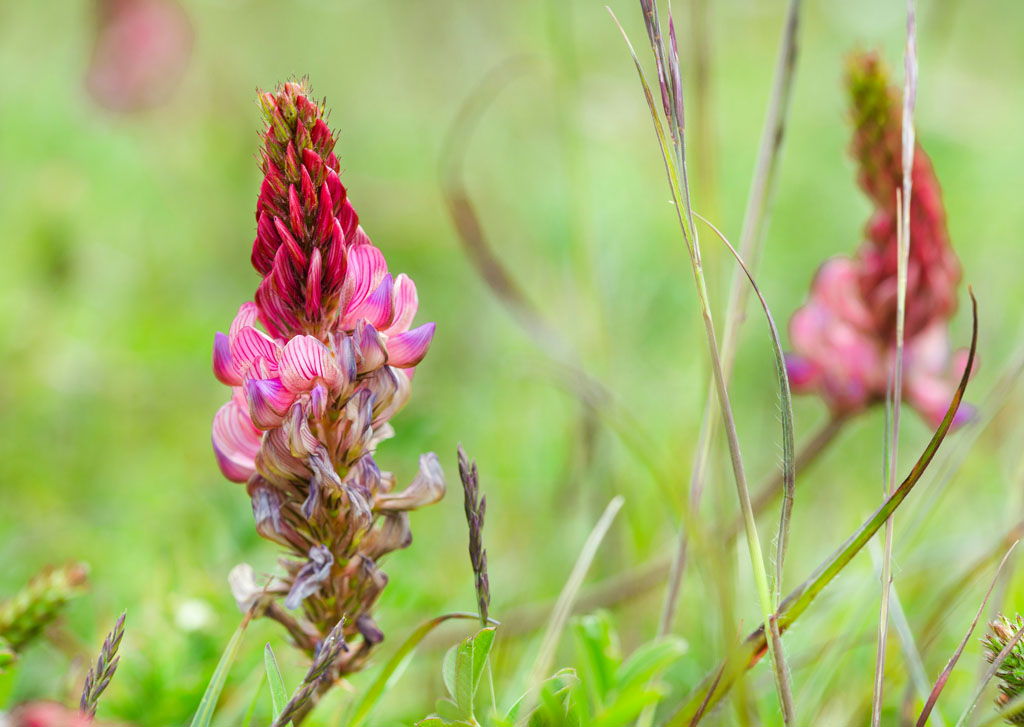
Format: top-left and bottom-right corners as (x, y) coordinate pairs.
(573, 613), (620, 705)
(470, 627), (496, 695)
(442, 643), (459, 701)
(436, 697), (463, 722)
(189, 614), (251, 727)
(453, 637), (476, 717)
(264, 643), (287, 720)
(613, 638), (687, 692)
(347, 612), (485, 727)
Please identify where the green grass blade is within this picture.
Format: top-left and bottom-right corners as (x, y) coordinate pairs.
(241, 672), (265, 727)
(528, 495), (625, 688)
(666, 292), (979, 725)
(264, 643), (287, 720)
(189, 613), (252, 727)
(348, 612), (494, 727)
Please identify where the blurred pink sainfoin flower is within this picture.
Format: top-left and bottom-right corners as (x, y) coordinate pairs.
(85, 0), (192, 112)
(210, 82), (441, 674)
(785, 52), (974, 428)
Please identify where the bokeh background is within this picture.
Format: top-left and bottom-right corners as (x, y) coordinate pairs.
(2, 0), (1024, 724)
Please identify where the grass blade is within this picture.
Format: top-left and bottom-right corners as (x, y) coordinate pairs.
(667, 291), (978, 725)
(347, 612), (496, 727)
(265, 643), (287, 720)
(610, 5), (796, 720)
(529, 495), (625, 687)
(692, 211), (796, 605)
(189, 612), (252, 727)
(917, 542), (1018, 726)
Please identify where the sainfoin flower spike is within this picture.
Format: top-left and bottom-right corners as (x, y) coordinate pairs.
(210, 80), (442, 680)
(785, 52), (974, 428)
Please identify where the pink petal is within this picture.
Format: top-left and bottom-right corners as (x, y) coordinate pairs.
(386, 322), (435, 368)
(341, 245), (388, 324)
(230, 326), (281, 377)
(245, 376), (296, 429)
(384, 273), (419, 336)
(213, 331), (240, 385)
(229, 302), (260, 341)
(212, 398), (262, 483)
(279, 335), (342, 392)
(346, 274), (394, 330)
(784, 353), (820, 392)
(353, 321), (387, 373)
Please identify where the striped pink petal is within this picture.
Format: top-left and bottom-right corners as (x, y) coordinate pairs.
(384, 273), (419, 335)
(279, 335), (343, 392)
(213, 332), (239, 385)
(346, 274), (394, 330)
(212, 397), (262, 483)
(386, 322), (435, 368)
(230, 326), (281, 377)
(244, 376), (296, 429)
(341, 244), (388, 326)
(229, 302), (260, 340)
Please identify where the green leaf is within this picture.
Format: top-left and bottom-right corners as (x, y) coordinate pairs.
(613, 638), (687, 693)
(240, 672), (265, 727)
(593, 687), (664, 727)
(263, 643), (287, 720)
(442, 643), (459, 701)
(470, 627), (496, 695)
(453, 636), (476, 717)
(573, 613), (620, 706)
(189, 614), (251, 727)
(346, 612), (486, 727)
(435, 697), (464, 722)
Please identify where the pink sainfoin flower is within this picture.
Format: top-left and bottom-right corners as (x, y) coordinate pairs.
(211, 81), (441, 674)
(85, 0), (193, 113)
(785, 53), (973, 428)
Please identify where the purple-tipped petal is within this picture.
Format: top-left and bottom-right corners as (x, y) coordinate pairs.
(386, 322), (435, 368)
(279, 335), (343, 392)
(245, 376), (296, 429)
(341, 245), (388, 327)
(375, 452), (446, 511)
(213, 332), (240, 385)
(284, 544), (334, 610)
(784, 352), (819, 391)
(385, 273), (419, 335)
(310, 383), (328, 419)
(353, 321), (387, 373)
(347, 274), (394, 330)
(212, 398), (262, 483)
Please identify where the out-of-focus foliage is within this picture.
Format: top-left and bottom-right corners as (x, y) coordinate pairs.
(3, 0), (1024, 724)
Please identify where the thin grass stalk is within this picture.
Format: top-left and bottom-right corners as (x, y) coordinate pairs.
(873, 7), (918, 723)
(693, 212), (796, 606)
(868, 540), (945, 725)
(528, 495), (624, 688)
(610, 5), (795, 721)
(916, 543), (1019, 727)
(666, 294), (976, 724)
(661, 0), (802, 637)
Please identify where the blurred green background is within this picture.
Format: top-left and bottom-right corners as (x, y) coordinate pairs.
(2, 0), (1024, 724)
